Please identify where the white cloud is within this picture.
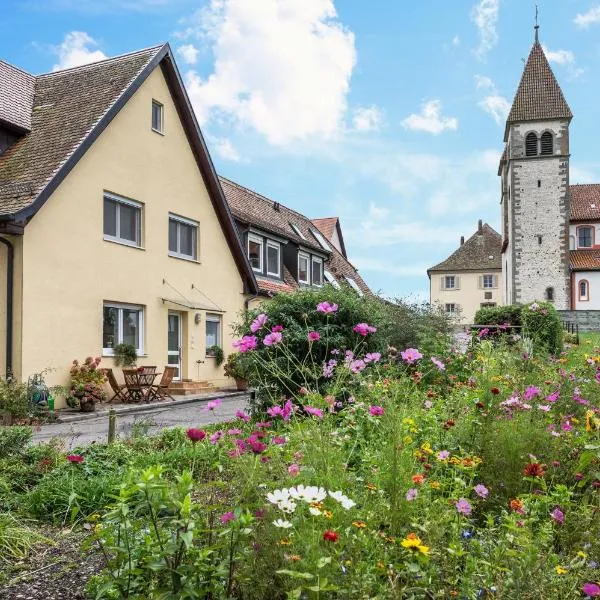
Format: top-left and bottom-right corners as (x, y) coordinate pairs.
(212, 137), (242, 162)
(401, 100), (458, 135)
(478, 94), (510, 125)
(574, 5), (600, 28)
(367, 202), (389, 220)
(474, 74), (494, 91)
(177, 43), (199, 65)
(352, 106), (382, 132)
(471, 0), (499, 60)
(52, 31), (107, 71)
(181, 0), (356, 146)
(542, 45), (584, 79)
(452, 35), (460, 46)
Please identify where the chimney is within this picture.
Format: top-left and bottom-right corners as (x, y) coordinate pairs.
(478, 219), (483, 233)
(460, 236), (465, 246)
(273, 202), (280, 211)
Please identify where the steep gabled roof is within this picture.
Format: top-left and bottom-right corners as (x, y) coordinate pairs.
(0, 60), (34, 132)
(220, 177), (372, 296)
(312, 216), (347, 257)
(0, 45), (258, 293)
(428, 223), (502, 274)
(506, 41), (572, 135)
(570, 184), (600, 221)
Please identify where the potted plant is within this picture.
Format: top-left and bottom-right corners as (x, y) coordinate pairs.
(113, 343), (137, 367)
(68, 356), (107, 412)
(223, 352), (250, 391)
(206, 345), (225, 366)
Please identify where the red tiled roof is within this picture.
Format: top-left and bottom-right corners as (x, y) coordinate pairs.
(570, 249), (600, 271)
(570, 184), (600, 221)
(311, 217), (338, 241)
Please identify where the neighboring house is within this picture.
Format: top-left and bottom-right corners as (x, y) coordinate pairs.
(428, 221), (502, 325)
(220, 177), (372, 302)
(0, 45), (257, 404)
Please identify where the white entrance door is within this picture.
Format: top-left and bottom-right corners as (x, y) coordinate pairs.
(167, 312), (182, 380)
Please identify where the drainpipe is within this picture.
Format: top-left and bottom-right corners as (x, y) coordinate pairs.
(0, 237), (13, 378)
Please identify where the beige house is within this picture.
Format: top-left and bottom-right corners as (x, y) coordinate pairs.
(0, 45), (258, 406)
(428, 221), (502, 325)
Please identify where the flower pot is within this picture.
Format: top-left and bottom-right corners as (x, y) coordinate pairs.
(235, 378), (249, 391)
(80, 401), (96, 412)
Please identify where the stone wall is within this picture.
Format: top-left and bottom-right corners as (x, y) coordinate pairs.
(557, 310), (600, 332)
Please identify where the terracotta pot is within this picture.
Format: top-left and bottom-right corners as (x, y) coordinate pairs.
(235, 378), (249, 391)
(80, 401), (96, 412)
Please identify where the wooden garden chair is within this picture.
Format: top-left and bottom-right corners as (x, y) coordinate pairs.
(140, 366), (157, 374)
(123, 369), (144, 403)
(101, 368), (129, 403)
(151, 366), (177, 402)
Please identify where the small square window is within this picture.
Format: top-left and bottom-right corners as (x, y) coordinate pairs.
(103, 302), (144, 354)
(298, 252), (309, 284)
(206, 314), (221, 355)
(578, 227), (593, 248)
(152, 100), (163, 133)
(103, 193), (142, 247)
(266, 240), (281, 277)
(445, 303), (456, 315)
(168, 214), (198, 261)
(445, 275), (456, 289)
(483, 274), (494, 289)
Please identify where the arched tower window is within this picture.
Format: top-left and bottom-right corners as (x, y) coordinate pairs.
(545, 287), (554, 302)
(525, 132), (538, 156)
(540, 131), (553, 155)
(579, 280), (589, 301)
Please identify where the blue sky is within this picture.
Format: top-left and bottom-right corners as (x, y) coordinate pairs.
(2, 0), (600, 300)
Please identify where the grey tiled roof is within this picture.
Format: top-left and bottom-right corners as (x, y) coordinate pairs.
(0, 46), (163, 217)
(0, 61), (34, 132)
(428, 224), (502, 273)
(220, 176), (372, 296)
(507, 42), (572, 124)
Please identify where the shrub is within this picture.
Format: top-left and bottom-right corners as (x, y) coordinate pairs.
(0, 378), (29, 421)
(0, 426), (32, 456)
(521, 301), (563, 355)
(68, 356), (107, 411)
(474, 304), (523, 327)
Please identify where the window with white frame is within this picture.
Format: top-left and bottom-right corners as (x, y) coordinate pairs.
(152, 100), (163, 133)
(248, 234), (263, 272)
(445, 303), (457, 315)
(324, 270), (340, 289)
(205, 314), (221, 355)
(345, 276), (364, 297)
(266, 240), (281, 277)
(103, 193), (142, 247)
(578, 227), (593, 248)
(103, 302), (144, 354)
(312, 256), (323, 286)
(579, 280), (590, 301)
(444, 275), (456, 289)
(310, 228), (332, 251)
(168, 214), (198, 260)
(298, 252), (310, 284)
(482, 274), (495, 289)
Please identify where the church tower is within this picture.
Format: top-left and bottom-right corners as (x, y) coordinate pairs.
(500, 27), (572, 308)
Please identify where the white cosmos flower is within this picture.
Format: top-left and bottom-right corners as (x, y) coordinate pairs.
(273, 519), (293, 528)
(267, 488), (290, 505)
(289, 485), (327, 503)
(309, 507), (322, 516)
(328, 490), (356, 510)
(279, 499), (297, 514)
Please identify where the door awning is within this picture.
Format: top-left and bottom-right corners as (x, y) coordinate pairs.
(160, 298), (226, 313)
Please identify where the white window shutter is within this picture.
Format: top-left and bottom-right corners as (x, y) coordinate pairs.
(493, 275), (498, 288)
(440, 276), (445, 290)
(478, 276), (482, 289)
(455, 276), (460, 290)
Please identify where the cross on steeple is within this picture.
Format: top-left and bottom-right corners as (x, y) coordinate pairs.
(535, 5), (539, 43)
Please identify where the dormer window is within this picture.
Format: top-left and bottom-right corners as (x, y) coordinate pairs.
(310, 228), (332, 251)
(540, 131), (553, 155)
(312, 256), (323, 286)
(266, 240), (281, 278)
(152, 100), (164, 133)
(324, 270), (340, 289)
(248, 234), (263, 272)
(345, 276), (364, 297)
(578, 226), (593, 248)
(298, 252), (310, 284)
(525, 132), (538, 156)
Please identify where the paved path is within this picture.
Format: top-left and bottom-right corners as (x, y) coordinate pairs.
(31, 394), (250, 448)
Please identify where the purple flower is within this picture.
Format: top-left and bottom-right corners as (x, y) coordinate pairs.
(205, 398), (222, 411)
(537, 404), (551, 412)
(272, 436), (287, 445)
(474, 484), (489, 499)
(308, 331), (321, 342)
(232, 335), (258, 353)
(250, 313), (268, 333)
(267, 400), (294, 421)
(437, 450), (450, 460)
(236, 410), (250, 422)
(545, 389), (560, 403)
(305, 406), (323, 419)
(247, 437), (267, 454)
(353, 323), (377, 336)
(523, 386), (541, 401)
(350, 359), (366, 373)
(263, 331), (283, 346)
(478, 328), (489, 338)
(317, 302), (338, 314)
(364, 352), (381, 363)
(271, 325), (284, 333)
(220, 511), (236, 524)
(431, 357), (445, 371)
(322, 359), (337, 378)
(550, 507), (565, 524)
(227, 428), (243, 436)
(583, 583), (600, 597)
(455, 498), (472, 516)
(209, 430), (223, 444)
(369, 405), (384, 416)
(406, 488), (418, 501)
(400, 348), (423, 364)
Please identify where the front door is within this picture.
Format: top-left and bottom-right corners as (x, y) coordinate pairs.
(167, 312), (182, 380)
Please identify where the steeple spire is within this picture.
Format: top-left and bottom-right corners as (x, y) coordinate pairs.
(534, 5), (539, 43)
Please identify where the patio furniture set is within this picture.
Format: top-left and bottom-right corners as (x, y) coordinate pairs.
(101, 366), (177, 404)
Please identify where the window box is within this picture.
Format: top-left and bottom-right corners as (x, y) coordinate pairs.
(169, 214), (199, 261)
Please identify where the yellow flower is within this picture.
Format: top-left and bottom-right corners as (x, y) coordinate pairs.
(586, 410), (600, 432)
(403, 435), (413, 444)
(323, 510), (333, 519)
(352, 521), (367, 529)
(420, 442), (433, 455)
(279, 538), (292, 546)
(401, 533), (430, 555)
(429, 481), (441, 489)
(555, 566), (567, 575)
(577, 551), (587, 559)
(402, 418), (416, 426)
(365, 483), (377, 491)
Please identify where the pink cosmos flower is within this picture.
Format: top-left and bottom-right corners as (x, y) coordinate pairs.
(523, 386), (541, 401)
(353, 323), (377, 336)
(250, 313), (268, 333)
(474, 484), (489, 499)
(546, 389), (560, 402)
(537, 404), (551, 412)
(209, 430), (223, 444)
(236, 410), (250, 422)
(431, 357), (445, 371)
(455, 498), (472, 516)
(400, 348), (423, 364)
(272, 436), (287, 445)
(437, 450), (450, 461)
(227, 428), (243, 436)
(247, 438), (267, 454)
(316, 302), (338, 314)
(205, 398), (222, 411)
(263, 331), (283, 346)
(271, 325), (284, 333)
(364, 352), (381, 363)
(369, 405), (384, 416)
(288, 463), (300, 476)
(561, 420), (573, 432)
(350, 359), (366, 373)
(305, 406), (323, 419)
(406, 488), (418, 501)
(308, 331), (321, 342)
(550, 507), (565, 524)
(220, 511), (236, 524)
(232, 335), (258, 353)
(583, 583), (600, 597)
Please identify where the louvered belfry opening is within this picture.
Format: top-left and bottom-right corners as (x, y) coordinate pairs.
(525, 132), (538, 156)
(540, 131), (553, 155)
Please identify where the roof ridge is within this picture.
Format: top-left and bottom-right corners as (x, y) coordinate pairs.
(38, 43), (166, 77)
(0, 59), (35, 78)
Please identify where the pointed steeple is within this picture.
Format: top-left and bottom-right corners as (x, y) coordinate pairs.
(506, 39), (572, 127)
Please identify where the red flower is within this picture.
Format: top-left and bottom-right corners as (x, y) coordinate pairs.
(66, 454), (84, 463)
(475, 401), (485, 409)
(490, 387), (500, 395)
(323, 529), (339, 542)
(443, 419), (455, 430)
(186, 428), (207, 442)
(523, 463), (546, 478)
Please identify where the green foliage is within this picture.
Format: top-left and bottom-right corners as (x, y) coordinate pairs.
(0, 426), (32, 456)
(207, 344), (225, 366)
(474, 303), (523, 326)
(112, 343), (137, 367)
(521, 301), (563, 355)
(0, 513), (52, 564)
(68, 357), (107, 410)
(0, 378), (29, 420)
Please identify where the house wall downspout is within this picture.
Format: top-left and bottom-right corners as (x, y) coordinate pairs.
(0, 237), (13, 378)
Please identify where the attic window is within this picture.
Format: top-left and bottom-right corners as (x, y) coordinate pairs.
(290, 223), (306, 240)
(345, 276), (364, 297)
(525, 132), (538, 157)
(152, 100), (163, 133)
(310, 228), (332, 251)
(540, 132), (553, 155)
(324, 270), (340, 289)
